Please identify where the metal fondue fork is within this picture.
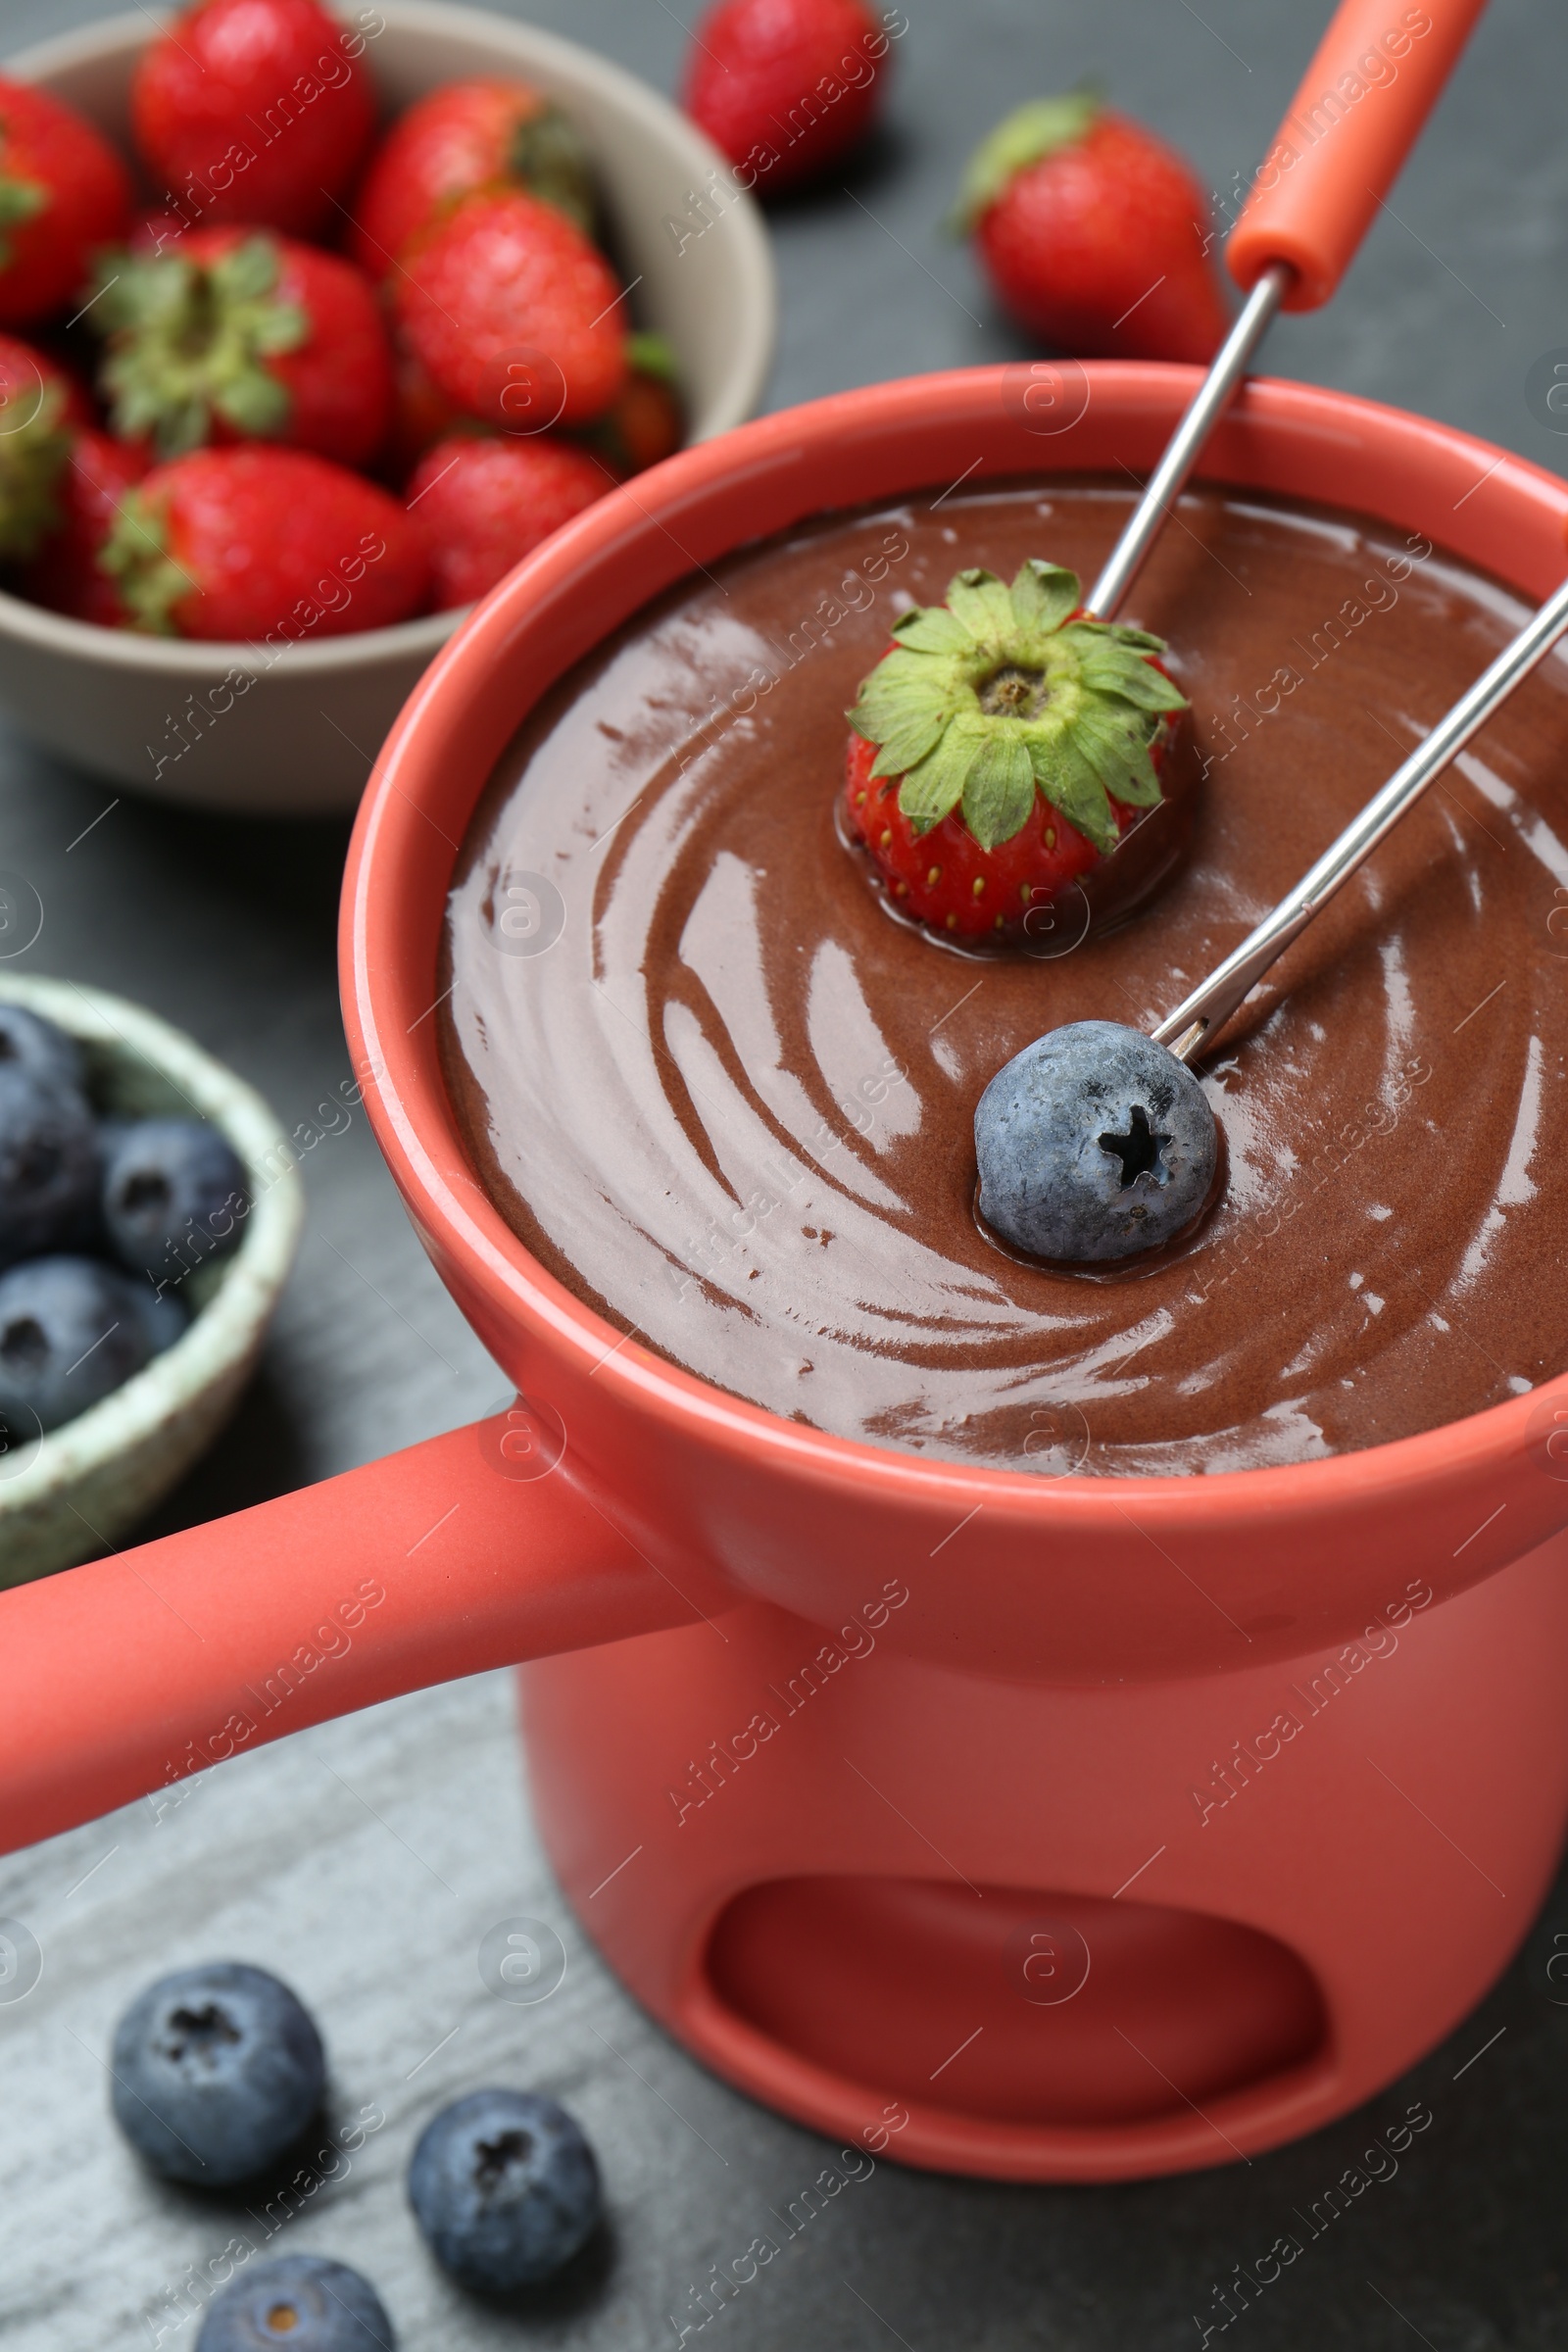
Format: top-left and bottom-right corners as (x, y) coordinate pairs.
(972, 563), (1568, 1267)
(1085, 0), (1489, 623)
(1087, 261), (1292, 621)
(1152, 570), (1568, 1062)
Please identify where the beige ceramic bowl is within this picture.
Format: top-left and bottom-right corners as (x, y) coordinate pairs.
(0, 3), (775, 815)
(0, 974), (304, 1584)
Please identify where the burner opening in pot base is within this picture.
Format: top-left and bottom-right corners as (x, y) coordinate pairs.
(706, 1876), (1326, 2131)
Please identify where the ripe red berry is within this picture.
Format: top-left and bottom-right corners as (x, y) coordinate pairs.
(409, 434), (609, 611)
(0, 76), (131, 325)
(842, 559), (1192, 946)
(93, 227), (392, 467)
(683, 0), (892, 194)
(100, 446), (428, 641)
(956, 95), (1229, 365)
(394, 189), (626, 430)
(131, 0), (376, 241)
(0, 333), (91, 563)
(22, 428), (148, 627)
(386, 328), (473, 477)
(844, 729), (1134, 943)
(347, 77), (596, 278)
(570, 339), (683, 480)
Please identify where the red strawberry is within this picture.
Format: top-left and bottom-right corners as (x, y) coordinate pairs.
(409, 434), (609, 611)
(386, 328), (476, 476)
(347, 77), (596, 278)
(130, 211), (193, 259)
(393, 189), (626, 430)
(100, 446), (428, 640)
(92, 227), (392, 467)
(841, 560), (1190, 945)
(570, 336), (682, 480)
(130, 0), (376, 242)
(682, 0), (891, 194)
(955, 95), (1228, 365)
(0, 333), (91, 563)
(0, 76), (131, 325)
(21, 428), (148, 627)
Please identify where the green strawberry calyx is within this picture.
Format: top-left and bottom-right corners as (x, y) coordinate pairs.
(99, 489), (190, 636)
(625, 330), (678, 383)
(846, 561), (1188, 858)
(0, 165), (48, 272)
(0, 373), (72, 564)
(94, 235), (309, 462)
(951, 91), (1101, 232)
(507, 100), (597, 237)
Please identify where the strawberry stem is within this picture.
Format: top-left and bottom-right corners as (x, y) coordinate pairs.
(0, 170), (47, 271)
(950, 89), (1102, 232)
(99, 489), (189, 636)
(92, 237), (307, 462)
(0, 376), (71, 564)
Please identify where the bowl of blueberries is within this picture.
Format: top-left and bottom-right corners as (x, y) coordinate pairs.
(0, 974), (303, 1582)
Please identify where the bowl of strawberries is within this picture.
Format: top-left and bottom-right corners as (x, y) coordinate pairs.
(0, 0), (774, 813)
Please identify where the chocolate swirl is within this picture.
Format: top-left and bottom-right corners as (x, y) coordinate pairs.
(441, 484), (1568, 1475)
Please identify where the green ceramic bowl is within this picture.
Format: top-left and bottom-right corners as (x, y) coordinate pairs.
(0, 974), (304, 1584)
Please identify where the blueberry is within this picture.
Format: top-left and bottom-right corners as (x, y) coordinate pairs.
(0, 1068), (100, 1268)
(408, 2088), (601, 2293)
(975, 1019), (1218, 1263)
(196, 2254), (395, 2350)
(127, 1280), (189, 1357)
(102, 1118), (249, 1284)
(0, 1255), (151, 1433)
(0, 1004), (84, 1094)
(111, 1962), (325, 2185)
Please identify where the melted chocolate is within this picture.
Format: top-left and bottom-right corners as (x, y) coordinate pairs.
(440, 483), (1568, 1476)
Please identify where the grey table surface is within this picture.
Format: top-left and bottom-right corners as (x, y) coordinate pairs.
(2, 0), (1568, 2344)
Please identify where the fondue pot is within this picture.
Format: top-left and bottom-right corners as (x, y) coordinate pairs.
(5, 368), (1568, 2184)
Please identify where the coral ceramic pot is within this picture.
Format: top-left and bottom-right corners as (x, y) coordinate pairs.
(5, 367), (1568, 2183)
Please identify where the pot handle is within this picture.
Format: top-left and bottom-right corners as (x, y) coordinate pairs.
(1228, 0), (1489, 312)
(0, 1403), (707, 1857)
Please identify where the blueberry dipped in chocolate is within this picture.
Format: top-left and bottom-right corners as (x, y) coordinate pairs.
(841, 560), (1197, 947)
(975, 1020), (1216, 1263)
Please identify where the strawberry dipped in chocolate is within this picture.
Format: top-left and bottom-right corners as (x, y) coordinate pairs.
(841, 559), (1198, 949)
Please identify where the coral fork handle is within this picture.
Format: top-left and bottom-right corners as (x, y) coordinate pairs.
(0, 1413), (703, 1858)
(1089, 0), (1485, 617)
(1229, 0), (1489, 311)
